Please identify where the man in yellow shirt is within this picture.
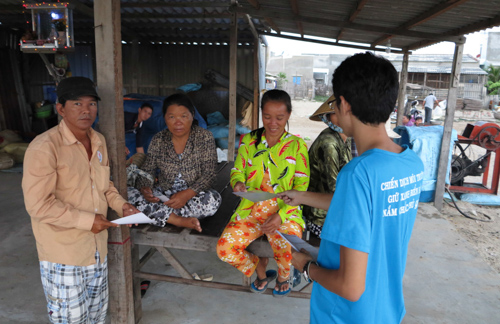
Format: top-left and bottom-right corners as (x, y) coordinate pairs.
(22, 77), (139, 324)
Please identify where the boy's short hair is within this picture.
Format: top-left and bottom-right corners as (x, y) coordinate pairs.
(140, 102), (153, 111)
(415, 116), (423, 121)
(332, 52), (399, 125)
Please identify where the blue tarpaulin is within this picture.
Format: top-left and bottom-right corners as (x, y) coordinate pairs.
(394, 125), (457, 202)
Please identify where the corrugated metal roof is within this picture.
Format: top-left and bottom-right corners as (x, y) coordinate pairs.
(0, 0), (498, 52)
(395, 66), (487, 75)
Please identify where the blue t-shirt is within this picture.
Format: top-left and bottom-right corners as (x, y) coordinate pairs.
(310, 146), (424, 324)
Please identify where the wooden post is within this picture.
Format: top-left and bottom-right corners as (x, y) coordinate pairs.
(252, 33), (260, 130)
(434, 41), (464, 211)
(396, 51), (409, 126)
(228, 11), (237, 161)
(93, 1), (136, 323)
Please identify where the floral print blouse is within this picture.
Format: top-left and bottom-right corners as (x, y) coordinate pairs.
(230, 130), (310, 228)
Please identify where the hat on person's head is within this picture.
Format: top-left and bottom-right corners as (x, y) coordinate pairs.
(309, 94), (336, 121)
(56, 77), (101, 102)
(385, 119), (401, 139)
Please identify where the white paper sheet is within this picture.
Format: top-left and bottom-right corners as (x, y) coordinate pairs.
(233, 190), (277, 202)
(277, 232), (319, 261)
(156, 195), (169, 202)
(111, 212), (155, 225)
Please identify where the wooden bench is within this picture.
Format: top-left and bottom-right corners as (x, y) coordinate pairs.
(131, 161), (313, 306)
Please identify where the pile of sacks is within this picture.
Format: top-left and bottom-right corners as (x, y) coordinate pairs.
(206, 111), (251, 149)
(0, 130), (28, 170)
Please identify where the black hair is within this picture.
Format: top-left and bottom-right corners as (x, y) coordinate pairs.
(162, 93), (198, 127)
(251, 89), (292, 146)
(415, 116), (423, 120)
(404, 114), (411, 119)
(332, 52), (398, 125)
(140, 102), (153, 111)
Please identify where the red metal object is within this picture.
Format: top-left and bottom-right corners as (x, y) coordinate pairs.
(450, 122), (500, 194)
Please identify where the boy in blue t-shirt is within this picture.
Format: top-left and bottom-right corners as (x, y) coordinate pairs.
(279, 52), (424, 324)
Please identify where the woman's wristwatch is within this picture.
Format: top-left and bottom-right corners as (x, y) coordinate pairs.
(303, 260), (319, 283)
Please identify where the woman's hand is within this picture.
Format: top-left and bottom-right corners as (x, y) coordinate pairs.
(140, 187), (160, 203)
(165, 189), (196, 209)
(277, 190), (302, 206)
(233, 181), (247, 192)
(261, 213), (282, 235)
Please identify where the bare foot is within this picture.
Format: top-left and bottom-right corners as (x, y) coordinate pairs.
(253, 257), (269, 290)
(166, 213), (202, 232)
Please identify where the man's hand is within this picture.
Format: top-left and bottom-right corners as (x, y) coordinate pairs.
(122, 202), (140, 217)
(277, 190), (302, 206)
(165, 189), (196, 209)
(261, 213), (282, 235)
(140, 187), (160, 203)
(122, 202), (141, 227)
(233, 181), (247, 192)
(291, 249), (313, 271)
(91, 214), (119, 234)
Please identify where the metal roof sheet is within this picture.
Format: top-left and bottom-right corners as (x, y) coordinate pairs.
(0, 0), (498, 51)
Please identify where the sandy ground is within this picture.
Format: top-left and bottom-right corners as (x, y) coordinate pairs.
(288, 99), (500, 275)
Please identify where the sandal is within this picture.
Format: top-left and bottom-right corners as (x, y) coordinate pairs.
(250, 270), (277, 293)
(272, 278), (291, 298)
(140, 280), (151, 297)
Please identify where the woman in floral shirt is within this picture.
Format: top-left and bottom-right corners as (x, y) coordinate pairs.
(216, 90), (310, 297)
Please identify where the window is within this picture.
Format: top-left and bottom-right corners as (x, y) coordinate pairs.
(293, 76), (301, 85)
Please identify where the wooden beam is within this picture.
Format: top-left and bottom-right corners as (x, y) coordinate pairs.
(396, 51), (410, 126)
(253, 40), (260, 130)
(290, 0), (303, 37)
(371, 0), (472, 47)
(228, 12), (237, 161)
(264, 17), (281, 34)
(262, 32), (406, 54)
(121, 2), (230, 8)
(244, 14), (259, 40)
(93, 1), (135, 323)
(238, 7), (464, 43)
(336, 0), (370, 41)
(246, 0), (261, 10)
(121, 12), (231, 19)
(434, 42), (464, 211)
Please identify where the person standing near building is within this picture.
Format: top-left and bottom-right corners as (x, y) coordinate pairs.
(423, 92), (439, 123)
(22, 77), (139, 324)
(279, 53), (424, 323)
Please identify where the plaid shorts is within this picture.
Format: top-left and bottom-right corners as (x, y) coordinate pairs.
(39, 251), (109, 324)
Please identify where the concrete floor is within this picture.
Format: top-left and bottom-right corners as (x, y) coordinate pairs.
(1, 171), (500, 324)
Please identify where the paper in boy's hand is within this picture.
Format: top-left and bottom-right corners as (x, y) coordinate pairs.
(111, 212), (154, 225)
(277, 232), (319, 261)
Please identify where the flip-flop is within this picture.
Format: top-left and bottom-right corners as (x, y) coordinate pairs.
(272, 278), (291, 298)
(140, 280), (151, 297)
(250, 270), (277, 293)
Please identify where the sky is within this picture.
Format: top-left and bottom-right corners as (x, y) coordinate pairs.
(266, 26), (500, 62)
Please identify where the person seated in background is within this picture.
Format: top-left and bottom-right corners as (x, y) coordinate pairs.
(127, 93), (221, 232)
(402, 114), (414, 126)
(415, 115), (423, 126)
(216, 89), (310, 298)
(303, 95), (352, 237)
(125, 103), (153, 154)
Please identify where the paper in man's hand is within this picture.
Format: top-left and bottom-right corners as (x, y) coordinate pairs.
(277, 232), (319, 261)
